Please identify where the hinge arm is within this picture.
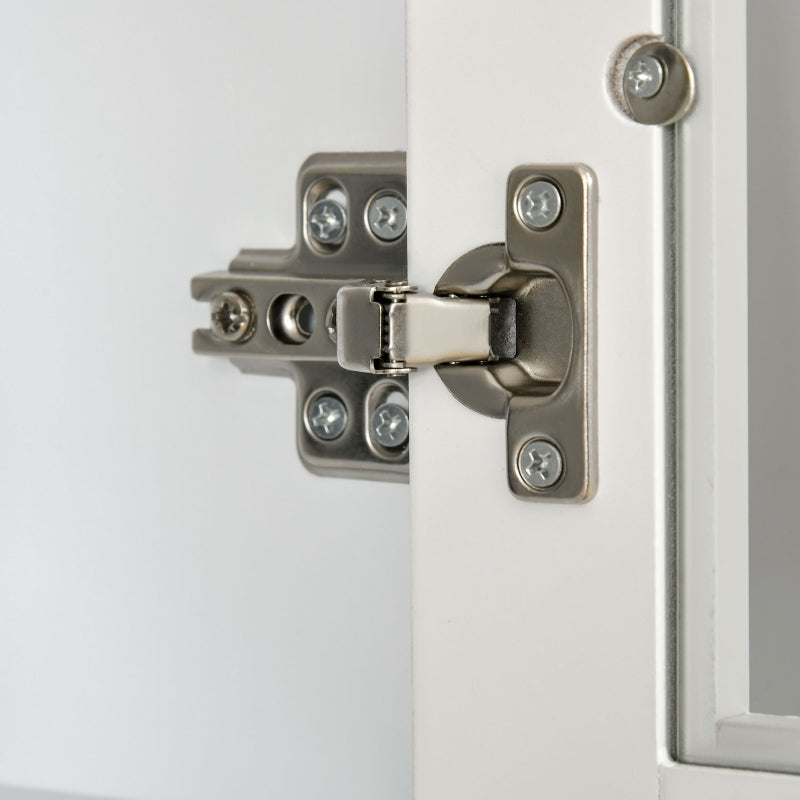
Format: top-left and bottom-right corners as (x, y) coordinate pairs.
(336, 283), (505, 375)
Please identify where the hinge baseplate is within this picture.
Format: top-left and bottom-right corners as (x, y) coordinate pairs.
(192, 152), (410, 482)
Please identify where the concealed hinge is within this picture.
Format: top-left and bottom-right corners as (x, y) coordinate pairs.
(191, 153), (597, 502)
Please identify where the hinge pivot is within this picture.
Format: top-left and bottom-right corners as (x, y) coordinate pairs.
(336, 282), (498, 374)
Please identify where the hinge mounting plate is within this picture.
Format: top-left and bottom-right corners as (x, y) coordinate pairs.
(192, 152), (410, 482)
(434, 164), (597, 501)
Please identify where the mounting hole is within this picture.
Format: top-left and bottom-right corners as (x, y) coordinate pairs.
(305, 178), (349, 253)
(305, 391), (348, 441)
(366, 381), (410, 459)
(267, 294), (316, 345)
(365, 190), (407, 242)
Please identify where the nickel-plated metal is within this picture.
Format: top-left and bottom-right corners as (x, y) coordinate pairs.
(336, 283), (493, 374)
(435, 164), (597, 502)
(267, 293), (315, 345)
(387, 293), (493, 367)
(370, 402), (409, 448)
(367, 192), (407, 241)
(335, 282), (407, 375)
(615, 40), (695, 125)
(192, 153), (409, 482)
(306, 394), (348, 440)
(624, 54), (664, 99)
(308, 198), (347, 245)
(517, 439), (564, 490)
(516, 179), (563, 230)
(209, 291), (254, 343)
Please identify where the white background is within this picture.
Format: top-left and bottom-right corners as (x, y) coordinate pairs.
(0, 2), (410, 799)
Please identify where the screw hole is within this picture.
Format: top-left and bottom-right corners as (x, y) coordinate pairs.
(267, 294), (316, 345)
(305, 392), (348, 441)
(305, 178), (349, 253)
(365, 381), (410, 459)
(366, 191), (407, 242)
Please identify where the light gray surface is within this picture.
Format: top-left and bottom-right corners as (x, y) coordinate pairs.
(0, 2), (409, 799)
(748, 0), (800, 716)
(0, 789), (98, 800)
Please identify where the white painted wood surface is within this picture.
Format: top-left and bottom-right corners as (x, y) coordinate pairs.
(408, 0), (800, 795)
(407, 1), (667, 797)
(0, 3), (410, 799)
(662, 762), (800, 799)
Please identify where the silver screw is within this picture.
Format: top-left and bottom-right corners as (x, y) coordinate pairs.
(371, 403), (409, 448)
(308, 198), (347, 246)
(517, 439), (564, 490)
(624, 54), (664, 99)
(307, 395), (348, 441)
(367, 193), (407, 241)
(210, 291), (253, 343)
(516, 179), (562, 230)
(325, 301), (337, 343)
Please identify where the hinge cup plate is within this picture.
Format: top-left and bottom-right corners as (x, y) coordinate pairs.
(435, 164), (597, 502)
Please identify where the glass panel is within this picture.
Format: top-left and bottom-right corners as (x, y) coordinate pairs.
(748, 0), (800, 716)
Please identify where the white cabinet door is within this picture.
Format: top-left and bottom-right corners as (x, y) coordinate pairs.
(407, 0), (800, 797)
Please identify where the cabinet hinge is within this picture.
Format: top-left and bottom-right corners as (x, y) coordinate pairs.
(191, 152), (597, 502)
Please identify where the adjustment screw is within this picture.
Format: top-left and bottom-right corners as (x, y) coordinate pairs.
(516, 179), (562, 230)
(517, 438), (564, 490)
(371, 402), (409, 448)
(624, 54), (664, 99)
(367, 193), (407, 241)
(306, 395), (348, 441)
(210, 291), (253, 343)
(308, 198), (347, 246)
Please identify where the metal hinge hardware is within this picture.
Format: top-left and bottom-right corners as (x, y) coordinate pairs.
(192, 152), (597, 502)
(336, 282), (515, 375)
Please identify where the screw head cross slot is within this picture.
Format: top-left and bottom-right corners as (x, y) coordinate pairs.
(308, 198), (347, 245)
(613, 41), (694, 125)
(517, 439), (564, 490)
(307, 395), (348, 440)
(209, 291), (253, 343)
(624, 54), (665, 99)
(371, 403), (409, 448)
(516, 179), (563, 230)
(367, 193), (407, 241)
